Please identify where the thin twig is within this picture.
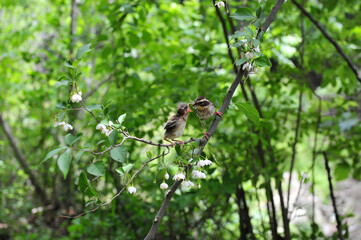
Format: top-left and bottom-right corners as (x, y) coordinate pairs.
(61, 147), (171, 218)
(291, 0), (361, 84)
(322, 152), (345, 240)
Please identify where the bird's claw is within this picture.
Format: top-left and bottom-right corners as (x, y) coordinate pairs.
(204, 132), (210, 140)
(215, 111), (223, 118)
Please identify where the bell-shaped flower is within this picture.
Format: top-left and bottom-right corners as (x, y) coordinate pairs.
(192, 170), (206, 179)
(183, 180), (194, 188)
(164, 173), (169, 180)
(215, 1), (225, 8)
(96, 123), (106, 130)
(63, 123), (73, 131)
(160, 182), (168, 190)
(128, 186), (136, 194)
(173, 172), (186, 181)
(197, 159), (212, 168)
(70, 92), (82, 103)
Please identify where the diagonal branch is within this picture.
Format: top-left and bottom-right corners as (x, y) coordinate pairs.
(144, 1), (286, 239)
(322, 152), (345, 240)
(0, 114), (49, 206)
(291, 0), (361, 84)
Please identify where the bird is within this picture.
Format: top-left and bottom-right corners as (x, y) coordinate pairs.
(163, 103), (192, 147)
(192, 96), (223, 139)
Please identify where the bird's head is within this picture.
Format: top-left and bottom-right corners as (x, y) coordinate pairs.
(177, 103), (192, 116)
(193, 96), (210, 110)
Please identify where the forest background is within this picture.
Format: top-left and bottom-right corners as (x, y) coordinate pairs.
(1, 0), (361, 239)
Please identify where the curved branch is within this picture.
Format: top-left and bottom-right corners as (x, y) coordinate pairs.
(291, 0), (361, 84)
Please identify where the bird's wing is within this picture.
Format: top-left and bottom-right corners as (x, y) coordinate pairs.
(164, 115), (179, 130)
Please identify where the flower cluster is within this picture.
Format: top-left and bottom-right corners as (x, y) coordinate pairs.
(70, 91), (82, 103)
(54, 121), (73, 132)
(96, 121), (114, 137)
(243, 45), (261, 72)
(165, 159), (213, 190)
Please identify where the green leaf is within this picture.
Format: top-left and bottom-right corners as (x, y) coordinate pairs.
(40, 146), (67, 165)
(146, 151), (152, 159)
(231, 31), (247, 39)
(78, 172), (101, 201)
(117, 113), (126, 125)
(254, 55), (272, 67)
(127, 32), (140, 46)
(236, 58), (247, 66)
(87, 161), (105, 177)
(76, 43), (92, 60)
(253, 39), (260, 47)
(244, 27), (254, 37)
(256, 7), (262, 18)
(122, 163), (134, 173)
(110, 145), (127, 162)
(108, 129), (118, 145)
(64, 59), (74, 69)
(231, 7), (254, 21)
(87, 104), (102, 111)
(57, 149), (72, 179)
(334, 162), (350, 181)
(75, 150), (85, 162)
(115, 168), (124, 176)
(55, 80), (70, 88)
(237, 103), (260, 126)
(64, 134), (80, 146)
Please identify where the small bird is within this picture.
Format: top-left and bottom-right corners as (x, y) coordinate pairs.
(163, 103), (192, 147)
(193, 96), (223, 139)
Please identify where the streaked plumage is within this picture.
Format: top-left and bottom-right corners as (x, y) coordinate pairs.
(193, 96), (222, 138)
(163, 103), (192, 146)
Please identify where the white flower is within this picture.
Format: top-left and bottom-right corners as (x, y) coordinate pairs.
(160, 182), (168, 190)
(215, 1), (225, 8)
(101, 128), (109, 135)
(105, 129), (113, 137)
(164, 173), (169, 180)
(63, 123), (73, 131)
(192, 170), (206, 179)
(258, 0), (262, 3)
(183, 180), (194, 188)
(242, 62), (253, 71)
(70, 93), (82, 103)
(254, 45), (260, 53)
(128, 186), (136, 194)
(54, 121), (59, 127)
(173, 172), (186, 181)
(96, 123), (107, 130)
(197, 159), (213, 168)
(78, 91), (82, 96)
(198, 184), (201, 189)
(245, 52), (255, 60)
(57, 121), (66, 127)
(108, 121), (114, 126)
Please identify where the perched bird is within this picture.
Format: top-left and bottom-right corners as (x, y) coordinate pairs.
(163, 103), (192, 147)
(192, 96), (222, 139)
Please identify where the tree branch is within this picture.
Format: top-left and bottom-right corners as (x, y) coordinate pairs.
(144, 1), (286, 239)
(291, 0), (361, 84)
(322, 151), (345, 240)
(0, 114), (49, 206)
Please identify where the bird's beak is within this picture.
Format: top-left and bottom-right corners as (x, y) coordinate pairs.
(187, 104), (192, 113)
